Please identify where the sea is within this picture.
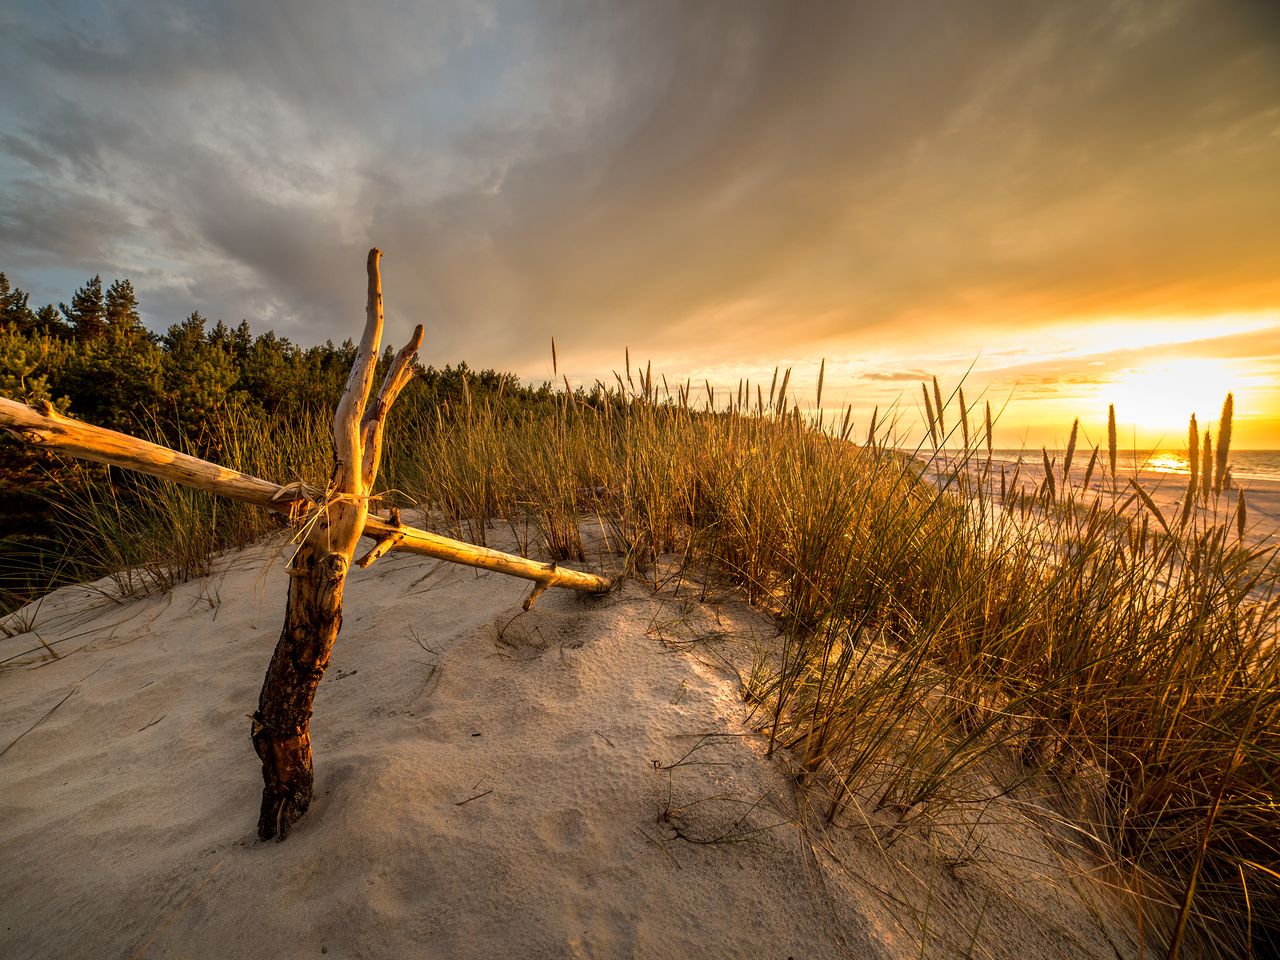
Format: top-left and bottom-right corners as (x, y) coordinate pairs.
(987, 449), (1280, 484)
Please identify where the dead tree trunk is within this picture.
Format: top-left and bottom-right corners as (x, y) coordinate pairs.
(253, 248), (417, 839)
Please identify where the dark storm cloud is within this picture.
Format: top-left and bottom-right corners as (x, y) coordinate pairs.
(0, 178), (136, 262)
(0, 0), (1277, 371)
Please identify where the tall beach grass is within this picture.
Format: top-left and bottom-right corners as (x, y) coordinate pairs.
(6, 364), (1277, 957)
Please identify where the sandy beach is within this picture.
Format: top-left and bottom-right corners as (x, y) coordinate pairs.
(1, 529), (1143, 959)
(1, 2), (1276, 954)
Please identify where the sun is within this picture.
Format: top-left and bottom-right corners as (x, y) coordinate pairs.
(1101, 358), (1237, 436)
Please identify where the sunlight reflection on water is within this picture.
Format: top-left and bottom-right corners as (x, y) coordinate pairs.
(1146, 452), (1188, 475)
(984, 450), (1280, 484)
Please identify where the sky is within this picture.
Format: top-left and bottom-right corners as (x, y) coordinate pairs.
(1, 0), (1279, 448)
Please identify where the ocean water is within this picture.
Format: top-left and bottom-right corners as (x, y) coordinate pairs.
(989, 449), (1280, 484)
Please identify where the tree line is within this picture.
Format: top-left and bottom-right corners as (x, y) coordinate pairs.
(2, 271), (547, 433)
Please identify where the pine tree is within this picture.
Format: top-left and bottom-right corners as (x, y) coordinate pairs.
(0, 273), (33, 331)
(60, 332), (163, 432)
(162, 311), (240, 437)
(32, 304), (65, 337)
(61, 275), (106, 342)
(232, 320), (253, 362)
(104, 278), (144, 338)
(208, 319), (232, 350)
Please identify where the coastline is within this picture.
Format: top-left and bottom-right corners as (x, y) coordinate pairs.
(912, 449), (1280, 549)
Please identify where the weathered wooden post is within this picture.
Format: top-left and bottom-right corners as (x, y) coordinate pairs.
(251, 248), (418, 839)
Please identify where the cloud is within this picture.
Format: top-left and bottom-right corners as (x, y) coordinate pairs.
(0, 0), (1276, 386)
(857, 369), (936, 383)
(0, 177), (137, 263)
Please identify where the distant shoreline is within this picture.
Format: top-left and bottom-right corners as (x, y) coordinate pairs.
(901, 447), (1280, 485)
(910, 448), (1280, 549)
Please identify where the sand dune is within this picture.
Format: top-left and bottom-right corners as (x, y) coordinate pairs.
(2, 532), (1142, 959)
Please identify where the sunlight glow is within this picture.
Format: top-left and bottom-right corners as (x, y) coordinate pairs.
(1031, 313), (1276, 360)
(1099, 358), (1237, 435)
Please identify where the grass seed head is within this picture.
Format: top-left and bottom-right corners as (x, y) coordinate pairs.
(1215, 393), (1233, 497)
(1107, 404), (1117, 479)
(922, 383), (939, 451)
(1042, 447), (1056, 500)
(1201, 430), (1213, 506)
(1063, 418), (1079, 483)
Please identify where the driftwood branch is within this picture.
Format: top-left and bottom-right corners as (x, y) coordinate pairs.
(0, 397), (610, 594)
(333, 247), (386, 496)
(361, 323), (424, 491)
(0, 246), (612, 842)
(2, 397), (287, 506)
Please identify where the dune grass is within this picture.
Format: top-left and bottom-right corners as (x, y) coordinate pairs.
(7, 366), (1277, 957)
(0, 408), (333, 608)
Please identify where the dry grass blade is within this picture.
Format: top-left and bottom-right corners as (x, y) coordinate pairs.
(1, 662), (107, 758)
(1128, 477), (1170, 535)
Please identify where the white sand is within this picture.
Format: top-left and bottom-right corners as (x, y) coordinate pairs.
(1, 532), (1143, 959)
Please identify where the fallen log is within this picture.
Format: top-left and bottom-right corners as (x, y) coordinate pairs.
(0, 398), (612, 597)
